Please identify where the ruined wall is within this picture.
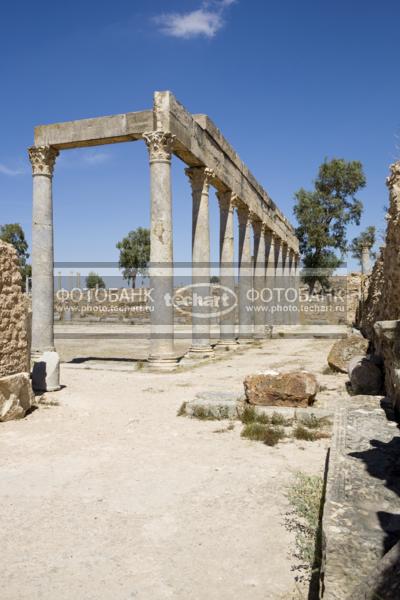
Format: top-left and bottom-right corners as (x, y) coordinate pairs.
(0, 241), (33, 421)
(0, 241), (30, 375)
(357, 161), (400, 413)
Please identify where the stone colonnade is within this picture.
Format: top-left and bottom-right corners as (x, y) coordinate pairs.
(28, 132), (300, 386)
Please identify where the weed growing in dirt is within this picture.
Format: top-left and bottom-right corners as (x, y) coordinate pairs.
(286, 472), (324, 572)
(298, 414), (331, 430)
(271, 412), (293, 426)
(241, 423), (285, 446)
(240, 406), (269, 425)
(293, 425), (331, 442)
(191, 406), (230, 421)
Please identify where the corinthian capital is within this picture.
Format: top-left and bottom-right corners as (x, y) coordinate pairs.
(28, 146), (59, 177)
(143, 131), (175, 162)
(185, 166), (215, 192)
(386, 161), (400, 189)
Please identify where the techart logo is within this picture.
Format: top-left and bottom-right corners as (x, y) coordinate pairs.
(166, 284), (237, 319)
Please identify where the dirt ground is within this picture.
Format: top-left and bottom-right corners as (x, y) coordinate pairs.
(0, 336), (347, 600)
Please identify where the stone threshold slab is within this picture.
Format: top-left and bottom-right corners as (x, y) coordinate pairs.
(320, 394), (400, 599)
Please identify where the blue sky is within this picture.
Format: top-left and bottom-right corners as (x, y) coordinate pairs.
(1, 0), (399, 275)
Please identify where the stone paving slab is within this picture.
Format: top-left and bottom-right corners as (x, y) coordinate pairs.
(320, 395), (400, 599)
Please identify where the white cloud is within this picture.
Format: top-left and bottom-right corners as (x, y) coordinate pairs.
(0, 163), (25, 176)
(154, 0), (236, 39)
(82, 152), (111, 166)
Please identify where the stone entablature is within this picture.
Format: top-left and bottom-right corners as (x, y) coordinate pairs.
(34, 91), (298, 251)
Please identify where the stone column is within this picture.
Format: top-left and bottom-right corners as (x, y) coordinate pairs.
(28, 145), (60, 391)
(143, 131), (178, 370)
(361, 245), (370, 275)
(265, 230), (275, 335)
(293, 253), (301, 325)
(282, 242), (291, 325)
(287, 249), (296, 325)
(273, 237), (284, 326)
(237, 204), (254, 343)
(252, 217), (266, 339)
(215, 190), (237, 348)
(185, 167), (214, 357)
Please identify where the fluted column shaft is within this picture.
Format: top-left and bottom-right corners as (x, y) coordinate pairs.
(253, 220), (266, 339)
(237, 205), (254, 342)
(186, 167), (214, 356)
(216, 190), (237, 346)
(143, 131), (177, 368)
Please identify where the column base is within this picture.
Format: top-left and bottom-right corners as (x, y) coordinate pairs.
(147, 354), (180, 372)
(185, 345), (214, 359)
(31, 350), (61, 392)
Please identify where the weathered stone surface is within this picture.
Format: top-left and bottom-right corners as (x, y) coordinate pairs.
(319, 395), (400, 599)
(0, 241), (30, 377)
(185, 391), (242, 419)
(351, 539), (400, 600)
(244, 371), (318, 407)
(327, 335), (369, 373)
(0, 373), (33, 422)
(348, 355), (383, 395)
(356, 162), (400, 412)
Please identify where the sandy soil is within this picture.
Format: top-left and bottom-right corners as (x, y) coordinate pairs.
(0, 338), (346, 600)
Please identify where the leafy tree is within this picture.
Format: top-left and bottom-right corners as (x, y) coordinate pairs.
(86, 272), (106, 289)
(210, 276), (220, 284)
(116, 227), (150, 288)
(350, 226), (376, 265)
(0, 223), (30, 290)
(293, 159), (366, 289)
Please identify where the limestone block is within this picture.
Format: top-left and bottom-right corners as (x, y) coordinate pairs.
(327, 335), (369, 373)
(32, 351), (60, 392)
(348, 355), (383, 395)
(185, 391), (242, 419)
(244, 371), (319, 407)
(0, 373), (34, 422)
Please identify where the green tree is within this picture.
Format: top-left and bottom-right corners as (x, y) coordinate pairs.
(350, 226), (376, 265)
(86, 272), (106, 289)
(0, 223), (30, 290)
(116, 227), (150, 288)
(293, 159), (366, 289)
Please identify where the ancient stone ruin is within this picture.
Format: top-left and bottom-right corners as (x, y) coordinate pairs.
(358, 161), (400, 414)
(28, 91), (300, 389)
(0, 240), (33, 421)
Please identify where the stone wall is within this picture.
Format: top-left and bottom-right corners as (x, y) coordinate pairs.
(357, 161), (400, 413)
(0, 241), (33, 421)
